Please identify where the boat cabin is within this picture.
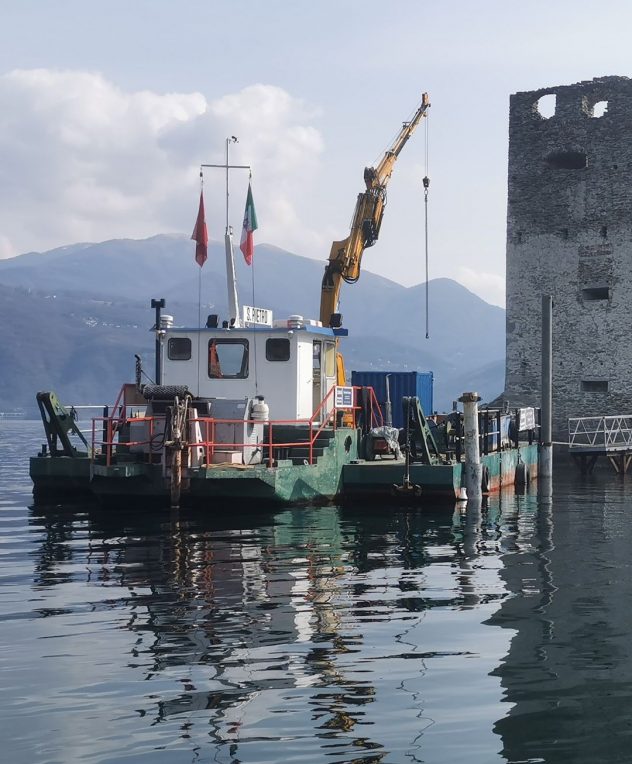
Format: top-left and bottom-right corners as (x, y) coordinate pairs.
(160, 314), (340, 422)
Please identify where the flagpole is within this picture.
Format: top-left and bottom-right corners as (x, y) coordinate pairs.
(251, 203), (258, 395)
(201, 146), (251, 329)
(197, 171), (204, 395)
(198, 171), (204, 330)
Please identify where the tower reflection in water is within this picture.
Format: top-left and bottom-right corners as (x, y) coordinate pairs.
(488, 472), (632, 764)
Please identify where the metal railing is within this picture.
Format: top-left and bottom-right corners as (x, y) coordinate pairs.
(91, 385), (384, 468)
(569, 415), (632, 452)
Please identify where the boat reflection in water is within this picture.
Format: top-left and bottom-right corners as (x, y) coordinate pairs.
(28, 495), (525, 763)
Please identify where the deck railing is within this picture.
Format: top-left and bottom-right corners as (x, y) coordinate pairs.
(91, 385), (384, 468)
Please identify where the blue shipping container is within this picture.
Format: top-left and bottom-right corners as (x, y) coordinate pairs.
(350, 371), (434, 429)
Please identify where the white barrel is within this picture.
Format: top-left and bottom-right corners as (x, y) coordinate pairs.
(251, 395), (269, 422)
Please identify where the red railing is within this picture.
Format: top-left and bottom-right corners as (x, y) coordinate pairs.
(92, 385), (384, 468)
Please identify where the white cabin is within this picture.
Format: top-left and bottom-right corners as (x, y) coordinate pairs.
(160, 316), (342, 422)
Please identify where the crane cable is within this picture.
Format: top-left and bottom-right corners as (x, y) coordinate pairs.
(423, 112), (430, 340)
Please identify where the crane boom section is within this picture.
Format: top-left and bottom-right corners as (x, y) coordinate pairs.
(320, 93), (430, 327)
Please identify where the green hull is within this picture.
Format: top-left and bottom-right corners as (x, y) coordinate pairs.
(32, 429), (361, 507)
(31, 437), (539, 506)
(342, 444), (539, 499)
(30, 454), (93, 500)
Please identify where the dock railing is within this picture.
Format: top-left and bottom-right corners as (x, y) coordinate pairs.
(569, 415), (632, 453)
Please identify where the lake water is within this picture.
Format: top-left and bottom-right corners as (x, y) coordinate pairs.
(2, 420), (632, 763)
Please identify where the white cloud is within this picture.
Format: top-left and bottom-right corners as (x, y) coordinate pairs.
(0, 69), (324, 259)
(456, 266), (506, 308)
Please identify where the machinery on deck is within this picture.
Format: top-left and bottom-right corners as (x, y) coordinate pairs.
(319, 93), (430, 382)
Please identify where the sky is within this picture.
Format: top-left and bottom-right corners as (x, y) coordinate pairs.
(0, 0), (629, 307)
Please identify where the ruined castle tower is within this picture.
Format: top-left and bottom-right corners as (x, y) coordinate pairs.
(504, 76), (632, 437)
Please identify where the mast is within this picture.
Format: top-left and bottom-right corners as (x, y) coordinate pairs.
(224, 137), (241, 327)
(201, 143), (252, 328)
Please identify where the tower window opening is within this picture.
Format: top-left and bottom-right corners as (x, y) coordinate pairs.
(582, 286), (610, 301)
(581, 380), (608, 393)
(535, 93), (556, 119)
(600, 226), (608, 238)
(592, 101), (608, 118)
(546, 149), (587, 170)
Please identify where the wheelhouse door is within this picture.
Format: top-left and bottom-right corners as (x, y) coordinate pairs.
(312, 340), (322, 417)
(323, 341), (336, 418)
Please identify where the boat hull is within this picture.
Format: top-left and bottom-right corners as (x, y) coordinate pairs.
(30, 440), (539, 506)
(31, 429), (361, 507)
(342, 444), (539, 500)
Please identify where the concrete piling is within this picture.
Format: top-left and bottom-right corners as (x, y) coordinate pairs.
(540, 294), (553, 479)
(459, 392), (482, 500)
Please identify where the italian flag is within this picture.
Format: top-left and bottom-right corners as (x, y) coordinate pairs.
(239, 182), (258, 265)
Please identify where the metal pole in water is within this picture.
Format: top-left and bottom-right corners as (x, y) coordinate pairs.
(459, 391), (482, 500)
(540, 294), (553, 479)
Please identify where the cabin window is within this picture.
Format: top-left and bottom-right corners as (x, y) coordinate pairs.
(581, 380), (608, 393)
(168, 337), (191, 360)
(266, 338), (290, 362)
(208, 339), (249, 379)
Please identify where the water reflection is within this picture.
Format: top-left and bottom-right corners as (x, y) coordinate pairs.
(17, 496), (514, 763)
(10, 420), (632, 762)
(12, 421), (617, 764)
(489, 471), (632, 764)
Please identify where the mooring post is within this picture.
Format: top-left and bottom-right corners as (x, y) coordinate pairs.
(540, 294), (553, 479)
(459, 392), (482, 500)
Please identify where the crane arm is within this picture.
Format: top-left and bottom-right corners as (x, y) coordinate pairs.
(320, 93), (430, 327)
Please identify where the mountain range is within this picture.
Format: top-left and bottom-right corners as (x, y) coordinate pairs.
(0, 235), (506, 414)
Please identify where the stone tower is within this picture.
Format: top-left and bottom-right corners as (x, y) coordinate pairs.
(504, 76), (632, 438)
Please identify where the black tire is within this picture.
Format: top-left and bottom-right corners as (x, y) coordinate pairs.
(362, 434), (375, 461)
(515, 461), (529, 486)
(481, 465), (491, 493)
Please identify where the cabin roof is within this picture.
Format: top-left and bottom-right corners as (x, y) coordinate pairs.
(164, 325), (345, 337)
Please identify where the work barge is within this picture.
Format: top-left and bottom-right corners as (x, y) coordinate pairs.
(31, 307), (540, 507)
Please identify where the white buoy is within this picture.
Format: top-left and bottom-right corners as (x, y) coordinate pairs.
(457, 486), (468, 502)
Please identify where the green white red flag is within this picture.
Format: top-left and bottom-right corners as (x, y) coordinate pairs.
(239, 182), (258, 265)
(191, 191), (208, 267)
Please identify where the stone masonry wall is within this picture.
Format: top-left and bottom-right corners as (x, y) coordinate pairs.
(504, 76), (632, 439)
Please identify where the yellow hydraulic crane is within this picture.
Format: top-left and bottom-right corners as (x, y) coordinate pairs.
(320, 93), (430, 345)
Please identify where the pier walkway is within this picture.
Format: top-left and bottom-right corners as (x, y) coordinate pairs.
(569, 415), (632, 474)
